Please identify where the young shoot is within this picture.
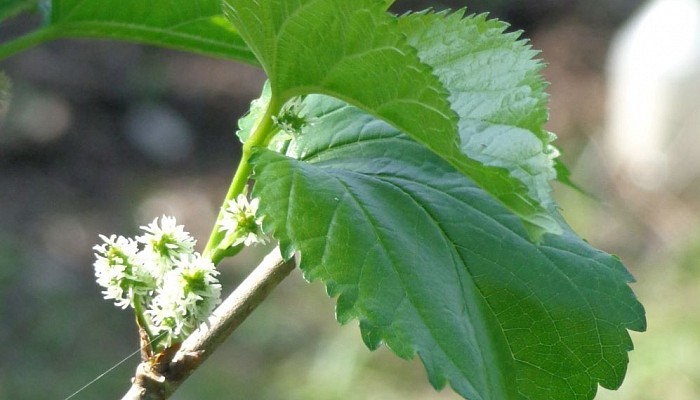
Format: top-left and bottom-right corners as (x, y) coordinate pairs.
(218, 193), (267, 249)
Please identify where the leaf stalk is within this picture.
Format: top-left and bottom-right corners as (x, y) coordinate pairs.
(204, 96), (282, 263)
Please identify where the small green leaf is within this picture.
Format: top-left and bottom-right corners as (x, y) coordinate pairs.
(2, 0), (256, 63)
(237, 80), (272, 144)
(251, 95), (645, 400)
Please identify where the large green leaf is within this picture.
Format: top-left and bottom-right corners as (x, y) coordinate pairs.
(250, 95), (646, 399)
(0, 0), (256, 63)
(224, 1), (559, 239)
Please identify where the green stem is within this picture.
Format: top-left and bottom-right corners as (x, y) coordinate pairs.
(0, 29), (57, 60)
(204, 96), (282, 262)
(133, 295), (156, 348)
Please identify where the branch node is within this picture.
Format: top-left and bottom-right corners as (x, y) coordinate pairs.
(121, 248), (295, 400)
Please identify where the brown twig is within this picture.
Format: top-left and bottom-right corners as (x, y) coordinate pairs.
(121, 248), (296, 400)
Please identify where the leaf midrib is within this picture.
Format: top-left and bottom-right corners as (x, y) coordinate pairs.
(334, 174), (488, 398)
(51, 19), (239, 47)
(376, 172), (604, 372)
(304, 132), (605, 380)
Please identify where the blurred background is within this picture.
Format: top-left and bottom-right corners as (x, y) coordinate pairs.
(1, 0), (699, 398)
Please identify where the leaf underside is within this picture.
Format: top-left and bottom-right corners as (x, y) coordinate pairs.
(34, 0), (257, 63)
(399, 11), (556, 211)
(224, 1), (559, 239)
(251, 94), (645, 400)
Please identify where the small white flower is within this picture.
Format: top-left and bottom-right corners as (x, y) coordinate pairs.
(146, 281), (190, 344)
(137, 216), (196, 279)
(219, 194), (267, 247)
(147, 253), (221, 345)
(273, 96), (308, 136)
(93, 234), (155, 309)
(176, 253), (222, 319)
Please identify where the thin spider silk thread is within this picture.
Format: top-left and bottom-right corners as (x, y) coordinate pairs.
(63, 332), (167, 400)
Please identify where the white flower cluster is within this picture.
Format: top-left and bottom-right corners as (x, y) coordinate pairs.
(93, 216), (221, 347)
(218, 193), (267, 248)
